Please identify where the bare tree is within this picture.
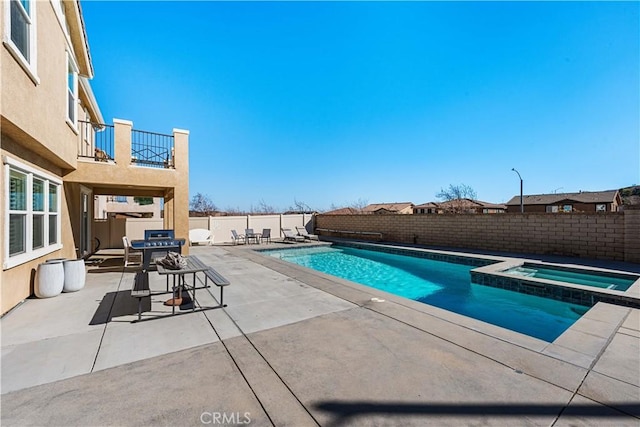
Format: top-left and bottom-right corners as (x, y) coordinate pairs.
(435, 184), (477, 213)
(250, 199), (277, 215)
(326, 198), (369, 213)
(288, 198), (312, 214)
(190, 193), (217, 216)
(225, 206), (245, 216)
(350, 198), (369, 211)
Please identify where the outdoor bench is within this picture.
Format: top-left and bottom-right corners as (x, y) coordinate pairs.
(131, 272), (151, 319)
(189, 256), (231, 307)
(315, 228), (383, 241)
(203, 269), (230, 306)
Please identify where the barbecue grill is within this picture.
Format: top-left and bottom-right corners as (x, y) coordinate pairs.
(131, 229), (186, 268)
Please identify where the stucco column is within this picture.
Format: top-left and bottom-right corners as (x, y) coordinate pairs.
(167, 128), (190, 254)
(113, 119), (133, 166)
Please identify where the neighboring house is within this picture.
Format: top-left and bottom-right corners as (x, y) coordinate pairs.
(413, 202), (440, 214)
(414, 199), (506, 214)
(94, 196), (162, 219)
(322, 207), (363, 215)
(1, 0), (190, 314)
(505, 190), (622, 213)
(362, 203), (415, 215)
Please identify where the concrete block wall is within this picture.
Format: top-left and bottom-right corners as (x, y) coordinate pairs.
(624, 206), (640, 263)
(316, 212), (638, 263)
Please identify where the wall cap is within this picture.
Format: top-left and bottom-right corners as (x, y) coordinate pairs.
(113, 118), (133, 126)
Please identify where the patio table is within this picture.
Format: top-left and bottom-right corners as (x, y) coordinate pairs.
(245, 232), (261, 244)
(156, 255), (211, 316)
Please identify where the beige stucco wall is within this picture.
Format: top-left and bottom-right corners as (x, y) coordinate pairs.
(1, 1), (81, 169)
(0, 137), (77, 314)
(0, 1), (97, 314)
(162, 129), (190, 255)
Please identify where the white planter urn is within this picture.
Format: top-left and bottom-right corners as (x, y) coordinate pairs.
(35, 262), (64, 298)
(63, 259), (86, 292)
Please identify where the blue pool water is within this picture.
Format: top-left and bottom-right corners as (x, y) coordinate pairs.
(503, 264), (637, 291)
(264, 245), (587, 342)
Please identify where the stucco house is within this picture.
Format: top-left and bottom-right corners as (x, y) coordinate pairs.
(414, 199), (506, 214)
(505, 190), (622, 213)
(362, 202), (415, 215)
(1, 0), (190, 314)
(322, 207), (363, 215)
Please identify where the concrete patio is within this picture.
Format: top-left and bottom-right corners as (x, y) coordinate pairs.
(1, 243), (639, 426)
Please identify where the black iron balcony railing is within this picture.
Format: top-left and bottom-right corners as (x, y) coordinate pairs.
(78, 120), (114, 161)
(77, 121), (175, 169)
(131, 129), (175, 169)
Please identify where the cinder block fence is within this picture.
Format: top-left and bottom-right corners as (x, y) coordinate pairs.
(316, 207), (640, 263)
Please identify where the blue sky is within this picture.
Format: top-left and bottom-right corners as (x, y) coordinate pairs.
(82, 1), (639, 212)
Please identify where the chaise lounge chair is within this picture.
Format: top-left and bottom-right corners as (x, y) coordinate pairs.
(189, 228), (212, 246)
(296, 226), (319, 241)
(282, 228), (305, 243)
(231, 229), (246, 245)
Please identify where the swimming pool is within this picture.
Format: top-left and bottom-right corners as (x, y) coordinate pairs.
(263, 245), (586, 342)
(502, 264), (637, 291)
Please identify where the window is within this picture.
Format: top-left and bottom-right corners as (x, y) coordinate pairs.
(67, 53), (78, 125)
(9, 169), (27, 256)
(563, 205), (573, 213)
(546, 205), (559, 213)
(596, 204), (606, 212)
(10, 0), (30, 61)
(4, 158), (62, 269)
(32, 177), (44, 249)
(49, 183), (58, 244)
(4, 0), (38, 81)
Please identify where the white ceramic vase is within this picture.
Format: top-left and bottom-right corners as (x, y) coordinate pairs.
(35, 262), (64, 298)
(63, 259), (86, 292)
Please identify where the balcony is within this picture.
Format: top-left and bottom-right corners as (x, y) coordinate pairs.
(66, 118), (189, 195)
(78, 120), (175, 169)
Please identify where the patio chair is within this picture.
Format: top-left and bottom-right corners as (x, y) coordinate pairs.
(231, 229), (245, 245)
(245, 228), (260, 244)
(122, 236), (142, 267)
(296, 226), (319, 241)
(260, 228), (272, 244)
(282, 228), (305, 243)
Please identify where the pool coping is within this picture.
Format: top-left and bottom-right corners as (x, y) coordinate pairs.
(278, 239), (640, 308)
(252, 241), (638, 372)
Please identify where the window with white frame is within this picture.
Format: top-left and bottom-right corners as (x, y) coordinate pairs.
(596, 203), (606, 212)
(10, 0), (31, 60)
(5, 158), (62, 269)
(67, 53), (78, 125)
(4, 0), (37, 80)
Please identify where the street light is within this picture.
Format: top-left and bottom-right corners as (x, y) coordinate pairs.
(511, 168), (523, 213)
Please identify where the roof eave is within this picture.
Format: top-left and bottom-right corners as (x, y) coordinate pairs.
(66, 1), (94, 78)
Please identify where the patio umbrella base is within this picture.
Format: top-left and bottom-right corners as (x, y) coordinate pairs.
(164, 297), (183, 306)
